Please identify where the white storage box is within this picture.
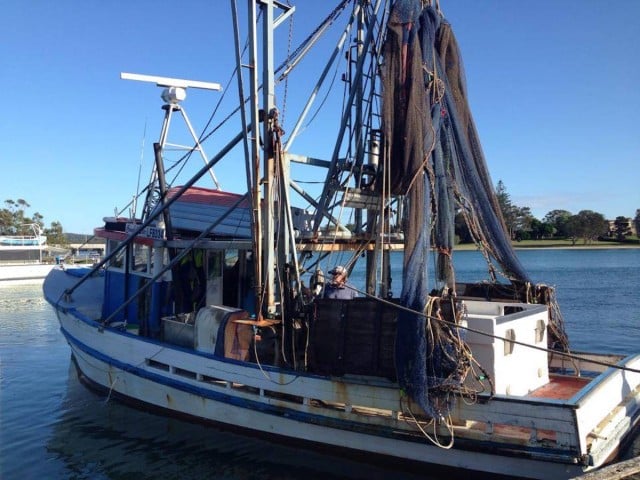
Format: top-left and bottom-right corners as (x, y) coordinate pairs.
(462, 300), (549, 396)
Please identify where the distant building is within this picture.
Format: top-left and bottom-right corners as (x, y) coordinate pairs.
(68, 242), (106, 262)
(607, 218), (636, 237)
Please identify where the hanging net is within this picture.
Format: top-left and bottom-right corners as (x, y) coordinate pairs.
(382, 0), (570, 419)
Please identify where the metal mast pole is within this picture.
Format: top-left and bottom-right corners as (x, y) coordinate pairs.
(353, 3), (365, 233)
(248, 0), (264, 315)
(261, 0), (277, 315)
(246, 0), (294, 317)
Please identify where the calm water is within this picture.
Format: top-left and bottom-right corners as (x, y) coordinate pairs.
(1, 249), (638, 479)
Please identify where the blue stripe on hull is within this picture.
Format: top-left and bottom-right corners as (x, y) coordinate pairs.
(59, 324), (401, 440)
(58, 316), (577, 466)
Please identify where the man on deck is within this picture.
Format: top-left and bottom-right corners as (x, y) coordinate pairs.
(323, 265), (357, 300)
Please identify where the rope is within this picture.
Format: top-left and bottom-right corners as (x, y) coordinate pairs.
(401, 394), (455, 449)
(280, 0), (294, 128)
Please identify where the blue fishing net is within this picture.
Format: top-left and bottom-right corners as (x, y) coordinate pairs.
(382, 1), (551, 418)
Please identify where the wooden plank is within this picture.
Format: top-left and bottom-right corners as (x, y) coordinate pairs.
(569, 456), (640, 480)
(231, 318), (280, 327)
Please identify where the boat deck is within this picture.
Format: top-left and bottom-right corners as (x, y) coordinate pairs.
(529, 374), (590, 400)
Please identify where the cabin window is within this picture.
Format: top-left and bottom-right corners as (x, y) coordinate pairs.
(223, 250), (241, 307)
(155, 248), (169, 276)
(173, 249), (207, 313)
(222, 249), (253, 310)
(504, 329), (516, 356)
(206, 251), (224, 305)
(107, 239), (125, 269)
(132, 244), (151, 273)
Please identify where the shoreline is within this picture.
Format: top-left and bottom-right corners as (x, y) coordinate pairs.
(454, 243), (640, 251)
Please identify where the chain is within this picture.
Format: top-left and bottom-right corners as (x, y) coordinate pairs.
(281, 0), (294, 128)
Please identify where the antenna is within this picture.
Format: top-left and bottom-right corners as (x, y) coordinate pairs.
(120, 72), (222, 91)
(121, 72), (222, 191)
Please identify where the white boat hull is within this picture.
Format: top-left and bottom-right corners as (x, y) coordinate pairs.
(60, 318), (574, 479)
(47, 282), (640, 480)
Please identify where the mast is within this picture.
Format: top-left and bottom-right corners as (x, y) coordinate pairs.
(244, 0), (294, 318)
(246, 1), (264, 314)
(261, 0), (277, 315)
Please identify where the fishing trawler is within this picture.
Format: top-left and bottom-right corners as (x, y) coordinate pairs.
(43, 1), (640, 478)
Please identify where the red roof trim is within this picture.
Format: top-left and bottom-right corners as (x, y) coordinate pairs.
(167, 186), (251, 208)
(94, 227), (155, 246)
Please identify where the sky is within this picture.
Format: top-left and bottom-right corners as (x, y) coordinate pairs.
(2, 1), (639, 234)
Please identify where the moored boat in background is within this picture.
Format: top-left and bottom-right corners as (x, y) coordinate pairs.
(1, 224), (54, 282)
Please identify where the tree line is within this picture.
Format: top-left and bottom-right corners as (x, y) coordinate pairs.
(459, 180), (639, 245)
(1, 199), (67, 245)
(4, 191), (639, 248)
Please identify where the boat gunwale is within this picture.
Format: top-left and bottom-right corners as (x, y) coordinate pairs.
(60, 321), (590, 470)
(55, 301), (635, 462)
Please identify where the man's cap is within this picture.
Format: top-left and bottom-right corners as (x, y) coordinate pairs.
(329, 265), (346, 275)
